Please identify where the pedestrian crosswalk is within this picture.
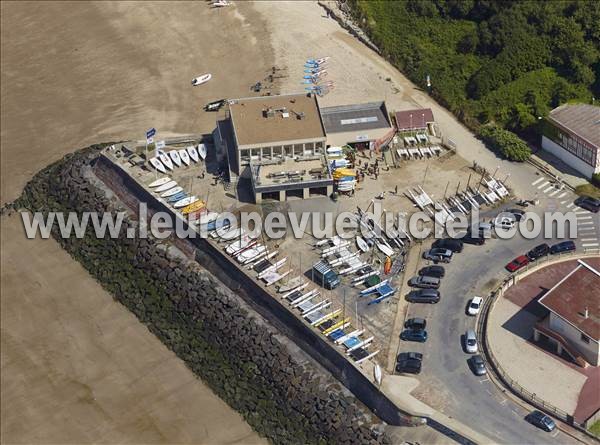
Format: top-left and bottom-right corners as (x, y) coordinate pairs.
(530, 176), (599, 250)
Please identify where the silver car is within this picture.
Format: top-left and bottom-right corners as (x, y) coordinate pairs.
(465, 329), (478, 354)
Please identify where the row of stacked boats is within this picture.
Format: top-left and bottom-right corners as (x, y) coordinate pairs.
(148, 176), (217, 224)
(148, 144), (207, 174)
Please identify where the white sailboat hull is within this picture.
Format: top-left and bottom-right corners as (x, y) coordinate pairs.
(173, 196), (198, 208)
(149, 176), (171, 188)
(155, 180), (178, 193)
(179, 149), (191, 166)
(149, 159), (167, 174)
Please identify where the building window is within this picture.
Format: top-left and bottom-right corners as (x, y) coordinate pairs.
(581, 333), (590, 344)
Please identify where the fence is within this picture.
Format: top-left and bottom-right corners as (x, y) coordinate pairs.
(477, 251), (600, 432)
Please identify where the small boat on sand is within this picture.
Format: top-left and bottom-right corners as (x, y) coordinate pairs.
(173, 196), (198, 208)
(179, 149), (191, 166)
(356, 236), (369, 253)
(155, 180), (178, 193)
(197, 143), (207, 160)
(161, 186), (184, 197)
(187, 145), (199, 163)
(149, 158), (167, 174)
(149, 177), (171, 188)
(192, 73), (211, 86)
(182, 200), (205, 215)
(168, 191), (187, 203)
(169, 150), (182, 167)
(159, 152), (174, 170)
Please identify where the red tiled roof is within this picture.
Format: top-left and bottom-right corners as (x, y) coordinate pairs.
(394, 108), (434, 131)
(538, 260), (600, 341)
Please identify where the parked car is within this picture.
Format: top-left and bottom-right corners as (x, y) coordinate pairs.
(506, 208), (526, 221)
(395, 358), (422, 374)
(465, 328), (478, 353)
(494, 213), (516, 230)
(408, 275), (441, 289)
(404, 317), (427, 330)
(406, 289), (440, 304)
(432, 238), (464, 253)
(469, 354), (487, 376)
(458, 232), (486, 245)
(400, 328), (428, 343)
(505, 255), (530, 272)
(423, 248), (453, 263)
(527, 243), (550, 261)
(550, 240), (576, 254)
(467, 296), (483, 316)
(526, 410), (557, 432)
(574, 196), (600, 213)
(469, 222), (493, 237)
(418, 265), (445, 278)
(396, 351), (423, 362)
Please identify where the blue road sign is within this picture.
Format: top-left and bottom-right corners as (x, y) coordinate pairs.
(146, 128), (156, 139)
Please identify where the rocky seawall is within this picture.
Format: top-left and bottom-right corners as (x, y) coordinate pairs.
(13, 145), (390, 445)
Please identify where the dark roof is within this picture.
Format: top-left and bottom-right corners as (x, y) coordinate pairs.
(538, 259), (600, 341)
(548, 104), (600, 149)
(395, 108), (434, 131)
(229, 93), (326, 147)
(320, 102), (391, 134)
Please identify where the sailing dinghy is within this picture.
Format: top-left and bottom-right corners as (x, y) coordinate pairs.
(356, 236), (370, 253)
(149, 158), (167, 174)
(159, 152), (174, 170)
(169, 150), (182, 167)
(376, 243), (394, 257)
(155, 180), (178, 193)
(187, 145), (199, 162)
(149, 176), (171, 188)
(179, 149), (191, 166)
(161, 186), (184, 198)
(197, 143), (207, 160)
(191, 73), (211, 86)
(173, 196), (198, 208)
(168, 192), (187, 203)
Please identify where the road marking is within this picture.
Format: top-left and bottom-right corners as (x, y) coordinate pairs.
(548, 190), (560, 197)
(582, 238), (598, 242)
(557, 192), (568, 199)
(578, 227), (596, 232)
(543, 186), (555, 193)
(550, 430), (560, 438)
(499, 398), (507, 405)
(479, 378), (490, 383)
(566, 203), (574, 208)
(582, 243), (599, 247)
(575, 210), (591, 214)
(532, 177), (545, 186)
(577, 216), (593, 220)
(560, 200), (570, 205)
(537, 181), (550, 189)
(578, 221), (594, 225)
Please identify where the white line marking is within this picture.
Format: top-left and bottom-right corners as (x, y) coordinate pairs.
(560, 200), (569, 204)
(543, 186), (554, 193)
(578, 227), (596, 232)
(566, 203), (574, 208)
(575, 210), (590, 214)
(577, 216), (593, 220)
(578, 221), (594, 226)
(538, 181), (550, 189)
(582, 243), (599, 248)
(479, 378), (490, 383)
(550, 430), (560, 438)
(549, 190), (560, 197)
(582, 238), (598, 242)
(532, 178), (545, 186)
(558, 192), (568, 199)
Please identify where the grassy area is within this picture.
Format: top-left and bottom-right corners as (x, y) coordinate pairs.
(575, 183), (600, 199)
(588, 420), (600, 437)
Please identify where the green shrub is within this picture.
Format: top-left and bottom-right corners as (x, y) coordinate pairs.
(477, 125), (532, 162)
(593, 173), (600, 188)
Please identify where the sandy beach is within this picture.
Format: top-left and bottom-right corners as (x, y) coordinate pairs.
(1, 1), (272, 443)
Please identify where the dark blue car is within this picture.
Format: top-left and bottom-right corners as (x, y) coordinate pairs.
(550, 240), (576, 254)
(400, 328), (428, 343)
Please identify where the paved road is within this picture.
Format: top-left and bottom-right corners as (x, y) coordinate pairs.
(396, 180), (598, 443)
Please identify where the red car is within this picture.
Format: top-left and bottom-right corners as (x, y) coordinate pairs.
(505, 255), (530, 272)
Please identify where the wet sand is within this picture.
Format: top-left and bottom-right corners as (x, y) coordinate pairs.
(1, 1), (272, 443)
